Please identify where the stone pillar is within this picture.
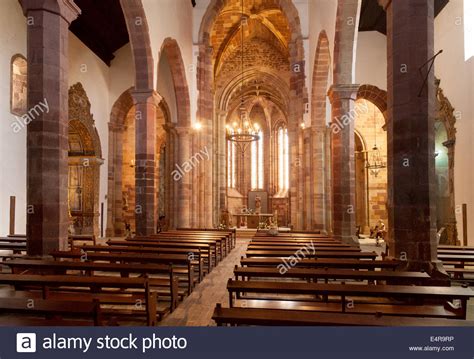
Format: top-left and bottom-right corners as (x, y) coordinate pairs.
(328, 84), (359, 244)
(175, 126), (191, 228)
(21, 0), (80, 255)
(131, 89), (158, 236)
(216, 111), (228, 221)
(381, 0), (443, 274)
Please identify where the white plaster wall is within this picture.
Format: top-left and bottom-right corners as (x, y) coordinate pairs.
(0, 0), (27, 235)
(142, 0), (194, 95)
(435, 0), (474, 245)
(355, 31), (387, 90)
(157, 52), (178, 123)
(68, 33), (111, 225)
(109, 43), (135, 111)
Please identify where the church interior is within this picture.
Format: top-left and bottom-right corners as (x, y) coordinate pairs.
(0, 0), (474, 326)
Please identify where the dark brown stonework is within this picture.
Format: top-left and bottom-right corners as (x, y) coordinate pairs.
(131, 90), (159, 236)
(20, 0), (80, 256)
(382, 0), (445, 276)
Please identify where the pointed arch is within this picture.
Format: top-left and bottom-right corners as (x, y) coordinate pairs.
(120, 0), (154, 90)
(311, 31), (331, 129)
(159, 38), (191, 127)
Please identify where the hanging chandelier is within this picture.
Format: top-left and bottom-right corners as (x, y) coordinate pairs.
(225, 0), (260, 144)
(366, 106), (386, 177)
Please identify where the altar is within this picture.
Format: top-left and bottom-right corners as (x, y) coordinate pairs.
(232, 213), (274, 229)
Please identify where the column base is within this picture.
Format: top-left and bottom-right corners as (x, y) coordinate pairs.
(388, 257), (450, 285)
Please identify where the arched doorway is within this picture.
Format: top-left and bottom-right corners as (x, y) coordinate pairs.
(68, 83), (103, 236)
(354, 98), (388, 235)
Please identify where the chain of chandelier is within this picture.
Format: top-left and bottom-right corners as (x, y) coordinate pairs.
(225, 0), (260, 144)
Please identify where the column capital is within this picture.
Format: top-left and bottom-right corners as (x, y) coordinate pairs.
(327, 84), (360, 104)
(130, 89), (161, 106)
(20, 0), (81, 24)
(175, 126), (191, 136)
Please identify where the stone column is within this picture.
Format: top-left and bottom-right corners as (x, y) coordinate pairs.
(328, 84), (359, 244)
(380, 0), (443, 274)
(175, 126), (191, 228)
(216, 111), (228, 220)
(131, 89), (158, 236)
(21, 0), (80, 255)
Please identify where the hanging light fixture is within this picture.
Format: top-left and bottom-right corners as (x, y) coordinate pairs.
(366, 105), (386, 177)
(226, 0), (259, 145)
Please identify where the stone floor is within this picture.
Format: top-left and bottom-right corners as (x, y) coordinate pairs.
(159, 237), (251, 326)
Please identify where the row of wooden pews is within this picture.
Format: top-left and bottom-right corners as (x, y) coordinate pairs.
(213, 232), (474, 326)
(0, 229), (235, 326)
(438, 245), (474, 285)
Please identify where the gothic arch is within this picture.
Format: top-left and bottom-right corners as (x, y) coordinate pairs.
(159, 38), (191, 127)
(311, 31), (331, 129)
(357, 85), (388, 123)
(10, 54), (27, 116)
(120, 0), (154, 90)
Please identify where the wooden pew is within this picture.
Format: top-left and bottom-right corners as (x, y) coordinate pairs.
(438, 245), (474, 251)
(241, 257), (400, 270)
(249, 242), (352, 249)
(212, 304), (474, 327)
(149, 234), (228, 258)
(0, 274), (158, 325)
(172, 229), (236, 249)
(107, 239), (213, 274)
(245, 250), (378, 260)
(233, 266), (430, 284)
(438, 253), (474, 267)
(82, 244), (205, 282)
(131, 237), (222, 266)
(50, 251), (196, 295)
(226, 280), (474, 318)
(69, 234), (97, 246)
(0, 242), (26, 254)
(247, 244), (361, 252)
(5, 259), (180, 311)
(0, 297), (102, 326)
(0, 236), (26, 243)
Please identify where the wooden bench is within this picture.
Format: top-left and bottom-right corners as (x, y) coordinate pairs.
(247, 245), (361, 252)
(226, 280), (474, 319)
(107, 240), (213, 275)
(5, 259), (180, 311)
(0, 242), (26, 254)
(69, 234), (97, 246)
(439, 254), (474, 267)
(131, 237), (223, 266)
(172, 229), (236, 249)
(0, 297), (102, 325)
(438, 245), (474, 251)
(0, 274), (158, 325)
(0, 236), (26, 243)
(51, 251), (196, 295)
(249, 242), (352, 249)
(233, 266), (430, 284)
(245, 250), (378, 260)
(150, 234), (228, 258)
(241, 257), (400, 270)
(212, 304), (474, 326)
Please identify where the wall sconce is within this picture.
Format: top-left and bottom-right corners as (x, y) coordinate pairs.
(193, 122), (202, 131)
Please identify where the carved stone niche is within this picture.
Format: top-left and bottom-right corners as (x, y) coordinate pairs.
(68, 83), (103, 236)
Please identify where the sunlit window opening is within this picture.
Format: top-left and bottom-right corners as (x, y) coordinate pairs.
(278, 127), (289, 191)
(465, 0), (474, 60)
(251, 130), (264, 189)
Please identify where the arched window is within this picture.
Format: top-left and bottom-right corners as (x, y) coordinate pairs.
(11, 54), (27, 116)
(251, 130), (264, 189)
(227, 130), (236, 188)
(277, 127), (289, 191)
